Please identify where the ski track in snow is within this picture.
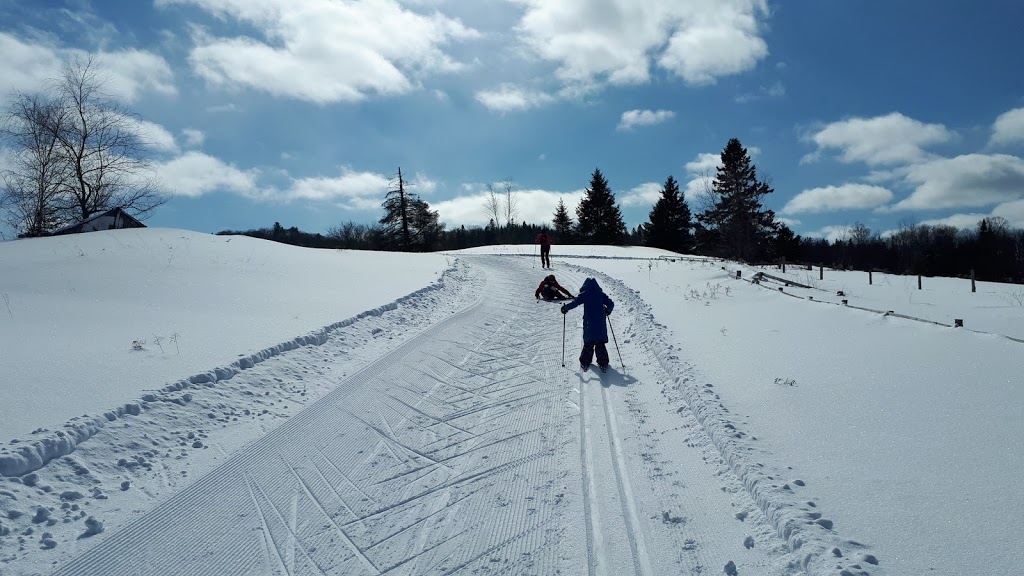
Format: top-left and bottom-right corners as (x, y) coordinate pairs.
(1, 255), (882, 575)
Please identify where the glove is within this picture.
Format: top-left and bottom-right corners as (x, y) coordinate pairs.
(560, 305), (567, 314)
(605, 308), (611, 316)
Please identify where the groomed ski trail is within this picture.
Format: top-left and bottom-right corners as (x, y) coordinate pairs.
(50, 255), (798, 576)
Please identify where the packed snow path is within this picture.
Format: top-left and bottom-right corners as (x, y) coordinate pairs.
(51, 256), (813, 576)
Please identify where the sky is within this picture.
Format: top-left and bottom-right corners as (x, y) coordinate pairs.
(2, 0), (1024, 242)
(2, 229), (1023, 574)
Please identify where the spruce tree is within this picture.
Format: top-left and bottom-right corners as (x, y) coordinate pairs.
(552, 198), (574, 241)
(576, 168), (627, 245)
(696, 139), (778, 261)
(643, 175), (692, 253)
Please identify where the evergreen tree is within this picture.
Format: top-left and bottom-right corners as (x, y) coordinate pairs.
(643, 175), (692, 253)
(696, 139), (779, 261)
(381, 167), (444, 251)
(576, 168), (627, 245)
(552, 198), (574, 241)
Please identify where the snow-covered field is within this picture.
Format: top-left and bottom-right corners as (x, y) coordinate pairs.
(1, 230), (1021, 576)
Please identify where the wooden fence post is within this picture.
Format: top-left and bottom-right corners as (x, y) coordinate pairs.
(918, 274), (922, 290)
(781, 257), (786, 273)
(819, 265), (823, 281)
(971, 269), (976, 293)
(869, 271), (873, 285)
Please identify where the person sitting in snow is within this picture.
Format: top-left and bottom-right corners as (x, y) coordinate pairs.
(561, 277), (614, 372)
(536, 274), (574, 301)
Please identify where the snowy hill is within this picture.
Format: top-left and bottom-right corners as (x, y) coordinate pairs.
(0, 229), (1021, 575)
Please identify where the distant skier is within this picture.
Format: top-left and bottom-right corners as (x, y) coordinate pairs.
(561, 277), (614, 372)
(535, 274), (574, 301)
(535, 230), (553, 268)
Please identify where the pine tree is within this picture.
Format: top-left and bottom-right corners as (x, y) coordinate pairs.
(643, 175), (692, 253)
(552, 198), (574, 242)
(696, 139), (779, 261)
(576, 168), (627, 245)
(380, 167), (444, 251)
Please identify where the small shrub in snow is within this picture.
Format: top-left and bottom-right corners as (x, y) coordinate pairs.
(131, 339), (145, 351)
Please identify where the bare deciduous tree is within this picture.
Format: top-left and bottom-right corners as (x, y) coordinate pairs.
(52, 55), (166, 221)
(502, 179), (518, 228)
(1, 94), (73, 236)
(1, 55), (166, 236)
(482, 183), (501, 229)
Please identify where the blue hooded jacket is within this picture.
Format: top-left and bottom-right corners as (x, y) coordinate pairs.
(561, 277), (614, 343)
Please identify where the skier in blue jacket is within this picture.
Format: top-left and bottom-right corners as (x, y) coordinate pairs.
(561, 277), (614, 372)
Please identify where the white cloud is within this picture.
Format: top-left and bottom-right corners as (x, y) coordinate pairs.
(803, 112), (953, 166)
(433, 188), (584, 228)
(0, 33), (64, 100)
(682, 152), (721, 200)
(513, 0), (769, 89)
(776, 217), (801, 228)
(620, 182), (663, 207)
(126, 117), (178, 153)
(160, 0), (479, 103)
(617, 109), (675, 130)
(286, 169), (390, 203)
(917, 213), (990, 230)
(475, 84), (555, 111)
(891, 154), (1024, 211)
(782, 184), (893, 214)
(98, 49), (177, 101)
(181, 128), (205, 148)
(990, 107), (1024, 147)
(914, 200), (1024, 232)
(803, 225), (854, 243)
(155, 151), (262, 198)
(0, 33), (174, 108)
(993, 199), (1024, 229)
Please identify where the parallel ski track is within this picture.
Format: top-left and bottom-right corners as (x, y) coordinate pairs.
(50, 256), (581, 576)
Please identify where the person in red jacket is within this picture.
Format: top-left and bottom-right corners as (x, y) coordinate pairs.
(535, 230), (553, 268)
(535, 274), (574, 301)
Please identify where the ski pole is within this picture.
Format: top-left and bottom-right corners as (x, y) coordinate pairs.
(561, 313), (566, 367)
(607, 314), (624, 368)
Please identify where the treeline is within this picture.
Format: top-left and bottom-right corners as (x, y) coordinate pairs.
(219, 138), (1021, 284)
(792, 218), (1024, 283)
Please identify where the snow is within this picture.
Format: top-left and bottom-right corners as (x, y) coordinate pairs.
(1, 230), (1022, 576)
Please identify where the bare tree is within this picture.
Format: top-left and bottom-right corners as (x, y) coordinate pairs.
(502, 179), (519, 228)
(482, 183), (501, 229)
(1, 93), (73, 236)
(50, 55), (165, 221)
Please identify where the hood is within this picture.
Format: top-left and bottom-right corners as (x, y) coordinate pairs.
(579, 277), (601, 293)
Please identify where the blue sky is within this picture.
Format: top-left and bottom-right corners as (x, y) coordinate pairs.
(2, 0), (1024, 242)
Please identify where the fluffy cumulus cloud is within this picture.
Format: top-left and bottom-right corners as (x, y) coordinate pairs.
(181, 129), (205, 148)
(782, 183), (893, 214)
(158, 0), (479, 103)
(475, 85), (555, 111)
(513, 0), (769, 88)
(617, 109), (675, 130)
(433, 187), (584, 228)
(154, 151), (262, 198)
(804, 225), (856, 243)
(126, 118), (179, 154)
(0, 33), (64, 99)
(891, 154), (1024, 210)
(803, 112), (953, 166)
(285, 170), (390, 205)
(620, 182), (663, 207)
(98, 49), (177, 101)
(0, 33), (175, 107)
(990, 107), (1024, 147)
(682, 152), (721, 200)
